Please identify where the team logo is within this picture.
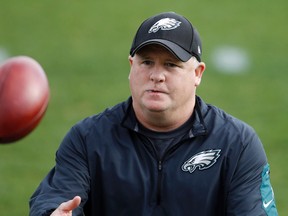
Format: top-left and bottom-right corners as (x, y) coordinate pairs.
(148, 18), (181, 33)
(182, 149), (221, 173)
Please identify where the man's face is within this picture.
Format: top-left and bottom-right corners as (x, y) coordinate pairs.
(129, 44), (205, 117)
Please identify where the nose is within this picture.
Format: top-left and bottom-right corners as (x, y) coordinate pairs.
(149, 67), (165, 83)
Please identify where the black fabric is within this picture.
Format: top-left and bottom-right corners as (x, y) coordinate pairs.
(29, 96), (273, 216)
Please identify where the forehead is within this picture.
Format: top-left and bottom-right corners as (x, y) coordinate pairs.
(136, 44), (179, 60)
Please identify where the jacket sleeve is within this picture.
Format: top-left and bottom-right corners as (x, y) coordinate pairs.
(29, 126), (90, 216)
(226, 126), (278, 215)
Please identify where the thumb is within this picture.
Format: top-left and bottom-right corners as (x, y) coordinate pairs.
(58, 196), (81, 212)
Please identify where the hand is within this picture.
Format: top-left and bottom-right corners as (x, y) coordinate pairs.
(50, 196), (81, 216)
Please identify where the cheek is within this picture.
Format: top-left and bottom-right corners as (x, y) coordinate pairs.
(177, 74), (193, 86)
(130, 68), (149, 85)
(129, 71), (139, 86)
(174, 76), (196, 94)
(129, 71), (144, 95)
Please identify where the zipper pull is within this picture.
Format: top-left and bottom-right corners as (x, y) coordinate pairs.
(158, 160), (162, 171)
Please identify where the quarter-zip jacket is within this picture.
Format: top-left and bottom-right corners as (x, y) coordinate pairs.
(29, 96), (278, 216)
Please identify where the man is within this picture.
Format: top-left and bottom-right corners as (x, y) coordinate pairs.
(29, 12), (278, 216)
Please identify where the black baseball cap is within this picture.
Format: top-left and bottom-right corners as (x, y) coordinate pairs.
(130, 12), (202, 62)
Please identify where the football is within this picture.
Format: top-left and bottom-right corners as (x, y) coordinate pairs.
(0, 56), (50, 144)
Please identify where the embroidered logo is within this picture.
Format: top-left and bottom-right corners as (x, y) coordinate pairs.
(182, 149), (221, 173)
(148, 18), (181, 33)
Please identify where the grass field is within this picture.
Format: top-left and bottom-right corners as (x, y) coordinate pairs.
(1, 1), (287, 215)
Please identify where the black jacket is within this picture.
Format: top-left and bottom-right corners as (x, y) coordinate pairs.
(29, 96), (278, 215)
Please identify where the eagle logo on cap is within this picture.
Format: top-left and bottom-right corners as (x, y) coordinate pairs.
(148, 18), (181, 33)
(182, 149), (221, 174)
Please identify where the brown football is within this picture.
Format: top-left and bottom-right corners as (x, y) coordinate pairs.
(0, 56), (50, 144)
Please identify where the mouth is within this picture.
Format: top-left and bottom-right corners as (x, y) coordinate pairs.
(148, 90), (160, 93)
(147, 89), (165, 94)
(145, 89), (169, 97)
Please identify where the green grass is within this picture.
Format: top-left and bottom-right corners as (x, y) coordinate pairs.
(1, 0), (288, 215)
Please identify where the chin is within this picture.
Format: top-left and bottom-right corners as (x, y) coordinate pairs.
(144, 102), (169, 113)
(139, 95), (171, 112)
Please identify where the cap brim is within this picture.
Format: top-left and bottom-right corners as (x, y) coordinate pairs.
(131, 39), (192, 62)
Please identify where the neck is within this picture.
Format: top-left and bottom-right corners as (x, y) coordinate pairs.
(133, 102), (195, 132)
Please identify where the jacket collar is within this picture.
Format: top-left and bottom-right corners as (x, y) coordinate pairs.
(121, 96), (208, 137)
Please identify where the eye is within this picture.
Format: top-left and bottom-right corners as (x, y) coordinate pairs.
(165, 62), (178, 68)
(142, 60), (153, 66)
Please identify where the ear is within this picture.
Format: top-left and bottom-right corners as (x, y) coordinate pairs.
(128, 56), (133, 80)
(194, 62), (206, 87)
(128, 55), (133, 66)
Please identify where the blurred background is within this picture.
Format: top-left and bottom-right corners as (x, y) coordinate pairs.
(0, 0), (287, 215)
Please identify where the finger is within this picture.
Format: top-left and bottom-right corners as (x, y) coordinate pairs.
(59, 196), (81, 211)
